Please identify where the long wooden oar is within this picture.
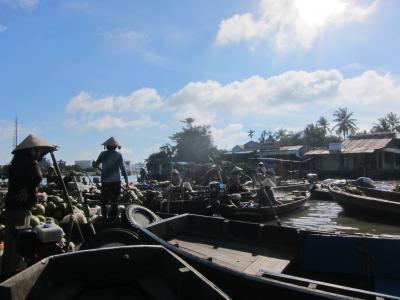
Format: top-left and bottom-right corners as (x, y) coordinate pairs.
(253, 171), (281, 226)
(72, 174), (96, 236)
(50, 152), (85, 244)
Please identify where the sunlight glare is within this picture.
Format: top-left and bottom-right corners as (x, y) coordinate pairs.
(294, 0), (346, 26)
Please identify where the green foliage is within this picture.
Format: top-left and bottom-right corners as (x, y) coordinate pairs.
(371, 112), (400, 133)
(332, 107), (357, 139)
(170, 124), (217, 163)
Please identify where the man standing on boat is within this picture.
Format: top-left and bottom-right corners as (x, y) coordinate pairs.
(93, 137), (128, 221)
(2, 134), (56, 276)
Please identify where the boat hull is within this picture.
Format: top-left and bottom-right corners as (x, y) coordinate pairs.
(329, 186), (400, 221)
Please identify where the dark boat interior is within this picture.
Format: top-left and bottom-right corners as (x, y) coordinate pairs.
(140, 214), (400, 298)
(0, 245), (229, 300)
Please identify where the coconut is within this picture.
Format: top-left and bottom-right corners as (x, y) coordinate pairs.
(32, 204), (45, 216)
(30, 215), (41, 227)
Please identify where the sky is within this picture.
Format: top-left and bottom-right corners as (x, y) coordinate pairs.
(1, 0), (400, 164)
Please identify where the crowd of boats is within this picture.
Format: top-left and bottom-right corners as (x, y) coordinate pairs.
(1, 170), (400, 299)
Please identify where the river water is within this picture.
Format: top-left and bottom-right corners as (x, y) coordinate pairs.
(277, 198), (400, 238)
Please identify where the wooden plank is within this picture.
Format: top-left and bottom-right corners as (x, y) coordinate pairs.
(173, 239), (254, 271)
(243, 256), (290, 275)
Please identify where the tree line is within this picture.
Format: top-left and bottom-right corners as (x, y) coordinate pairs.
(249, 108), (400, 149)
(147, 110), (400, 167)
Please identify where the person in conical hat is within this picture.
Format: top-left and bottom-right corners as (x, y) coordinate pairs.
(101, 137), (121, 149)
(93, 137), (128, 221)
(203, 164), (222, 184)
(3, 134), (56, 275)
(227, 166), (247, 194)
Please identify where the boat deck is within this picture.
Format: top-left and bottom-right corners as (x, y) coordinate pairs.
(168, 234), (293, 276)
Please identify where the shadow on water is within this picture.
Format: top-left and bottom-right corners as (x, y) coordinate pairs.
(275, 199), (400, 238)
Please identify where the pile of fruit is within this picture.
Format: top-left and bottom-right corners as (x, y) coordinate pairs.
(29, 193), (88, 227)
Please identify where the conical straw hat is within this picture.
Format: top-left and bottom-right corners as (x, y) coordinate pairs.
(231, 166), (243, 174)
(12, 134), (57, 154)
(102, 137), (121, 148)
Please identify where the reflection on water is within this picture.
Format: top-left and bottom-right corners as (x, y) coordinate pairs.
(279, 199), (400, 238)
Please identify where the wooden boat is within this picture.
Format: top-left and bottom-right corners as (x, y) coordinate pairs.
(0, 245), (230, 300)
(219, 191), (309, 222)
(329, 185), (400, 221)
(137, 214), (400, 299)
(358, 186), (400, 202)
(159, 197), (214, 215)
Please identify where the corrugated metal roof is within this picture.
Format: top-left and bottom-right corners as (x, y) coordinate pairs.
(280, 145), (303, 151)
(304, 149), (329, 156)
(385, 148), (400, 154)
(341, 137), (391, 154)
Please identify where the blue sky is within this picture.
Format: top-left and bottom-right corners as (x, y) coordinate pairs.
(1, 0), (400, 164)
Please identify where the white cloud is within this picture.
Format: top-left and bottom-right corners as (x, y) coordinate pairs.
(66, 88), (163, 115)
(82, 115), (160, 131)
(1, 0), (39, 9)
(216, 0), (378, 52)
(66, 92), (114, 114)
(0, 23), (7, 32)
(169, 70), (343, 122)
(168, 69), (400, 125)
(211, 124), (248, 150)
(65, 69), (400, 136)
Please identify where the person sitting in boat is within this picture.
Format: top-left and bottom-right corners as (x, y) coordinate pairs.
(256, 162), (268, 178)
(226, 166), (248, 194)
(45, 165), (61, 188)
(2, 134), (57, 276)
(93, 137), (129, 221)
(138, 167), (148, 183)
(171, 169), (182, 187)
(202, 164), (222, 185)
(257, 178), (280, 206)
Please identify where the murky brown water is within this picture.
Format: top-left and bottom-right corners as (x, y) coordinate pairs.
(279, 198), (400, 238)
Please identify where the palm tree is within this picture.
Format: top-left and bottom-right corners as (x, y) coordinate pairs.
(371, 118), (391, 133)
(248, 130), (255, 140)
(385, 112), (400, 131)
(180, 117), (195, 128)
(316, 116), (331, 136)
(332, 108), (357, 139)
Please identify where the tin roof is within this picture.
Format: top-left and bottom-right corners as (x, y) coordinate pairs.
(305, 133), (394, 156)
(304, 149), (329, 156)
(341, 136), (391, 154)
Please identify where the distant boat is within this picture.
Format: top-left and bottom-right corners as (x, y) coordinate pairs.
(138, 214), (400, 299)
(329, 184), (400, 221)
(219, 191), (309, 222)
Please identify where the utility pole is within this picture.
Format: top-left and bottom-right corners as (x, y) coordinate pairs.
(12, 117), (18, 149)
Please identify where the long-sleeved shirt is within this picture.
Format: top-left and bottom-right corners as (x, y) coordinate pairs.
(5, 158), (42, 210)
(94, 150), (128, 183)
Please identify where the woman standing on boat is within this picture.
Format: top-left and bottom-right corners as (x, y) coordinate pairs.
(2, 134), (56, 276)
(93, 137), (128, 221)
